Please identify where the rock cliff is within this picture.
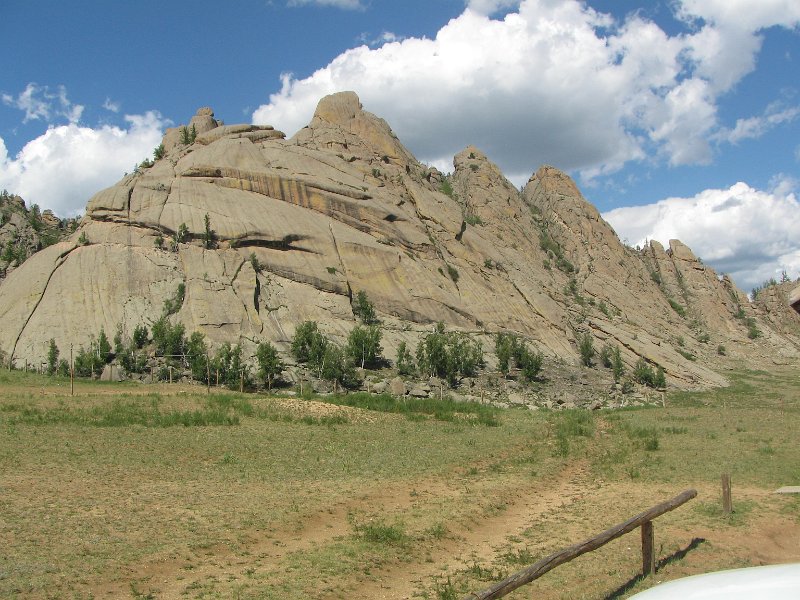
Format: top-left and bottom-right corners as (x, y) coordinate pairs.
(1, 92), (798, 388)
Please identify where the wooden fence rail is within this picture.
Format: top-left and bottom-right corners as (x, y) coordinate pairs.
(463, 489), (697, 600)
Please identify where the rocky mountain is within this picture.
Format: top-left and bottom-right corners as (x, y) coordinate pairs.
(0, 191), (77, 282)
(1, 91), (797, 392)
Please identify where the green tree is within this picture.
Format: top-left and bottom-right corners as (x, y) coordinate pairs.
(153, 143), (165, 160)
(396, 341), (415, 376)
(654, 366), (667, 389)
(320, 344), (358, 389)
(346, 325), (382, 369)
(47, 338), (59, 375)
(180, 126), (191, 145)
(416, 323), (483, 387)
(186, 331), (209, 382)
(517, 344), (543, 382)
(495, 332), (515, 376)
(611, 346), (625, 382)
(202, 213), (215, 249)
(352, 290), (377, 324)
(163, 282), (186, 316)
(291, 321), (328, 373)
(97, 328), (112, 363)
(578, 332), (595, 367)
(133, 324), (149, 349)
(256, 341), (283, 390)
(633, 358), (656, 388)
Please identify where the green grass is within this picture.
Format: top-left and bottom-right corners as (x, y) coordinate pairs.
(319, 391), (501, 426)
(2, 366), (799, 599)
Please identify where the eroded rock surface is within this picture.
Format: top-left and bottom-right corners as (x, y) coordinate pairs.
(2, 92), (798, 389)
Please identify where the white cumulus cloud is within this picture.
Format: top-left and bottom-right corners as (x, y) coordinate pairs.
(602, 180), (800, 292)
(0, 111), (167, 217)
(252, 0), (800, 185)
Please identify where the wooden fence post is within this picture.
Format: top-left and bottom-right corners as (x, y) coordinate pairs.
(722, 474), (732, 514)
(641, 521), (655, 576)
(70, 344), (74, 397)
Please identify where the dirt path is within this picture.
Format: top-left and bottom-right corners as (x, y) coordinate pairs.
(337, 460), (593, 600)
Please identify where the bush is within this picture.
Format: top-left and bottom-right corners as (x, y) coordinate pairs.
(633, 358), (658, 388)
(446, 264), (460, 283)
(668, 298), (686, 317)
(162, 282), (186, 317)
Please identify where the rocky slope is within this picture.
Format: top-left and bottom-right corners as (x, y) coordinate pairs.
(1, 92), (797, 389)
(0, 191), (76, 282)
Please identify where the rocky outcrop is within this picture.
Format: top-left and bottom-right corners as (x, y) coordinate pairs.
(1, 92), (798, 389)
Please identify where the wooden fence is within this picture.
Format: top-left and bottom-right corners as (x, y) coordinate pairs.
(463, 489), (697, 600)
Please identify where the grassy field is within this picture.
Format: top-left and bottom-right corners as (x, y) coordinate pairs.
(1, 365), (798, 599)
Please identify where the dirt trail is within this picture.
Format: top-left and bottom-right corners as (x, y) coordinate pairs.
(336, 461), (592, 600)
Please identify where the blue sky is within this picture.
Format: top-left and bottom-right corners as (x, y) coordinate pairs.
(1, 0), (799, 292)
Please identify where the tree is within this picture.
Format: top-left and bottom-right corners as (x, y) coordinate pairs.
(654, 366), (667, 389)
(633, 358), (656, 387)
(578, 332), (595, 367)
(352, 290), (377, 324)
(346, 325), (382, 369)
(153, 144), (165, 160)
(517, 345), (543, 382)
(256, 341), (283, 390)
(97, 328), (112, 363)
(132, 324), (149, 349)
(396, 341), (415, 376)
(611, 346), (625, 382)
(291, 321), (328, 373)
(202, 213), (215, 249)
(180, 126), (191, 145)
(186, 331), (209, 382)
(415, 322), (484, 387)
(320, 344), (358, 389)
(495, 333), (515, 376)
(47, 338), (59, 375)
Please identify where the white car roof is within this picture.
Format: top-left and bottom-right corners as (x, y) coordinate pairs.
(628, 563), (800, 599)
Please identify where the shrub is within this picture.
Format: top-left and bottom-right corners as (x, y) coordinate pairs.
(668, 298), (686, 317)
(153, 144), (165, 160)
(439, 178), (455, 199)
(162, 282), (186, 317)
(632, 358), (659, 388)
(186, 331), (209, 381)
(717, 344), (727, 356)
(446, 265), (460, 283)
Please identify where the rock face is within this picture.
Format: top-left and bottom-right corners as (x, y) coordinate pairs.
(1, 92), (798, 388)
